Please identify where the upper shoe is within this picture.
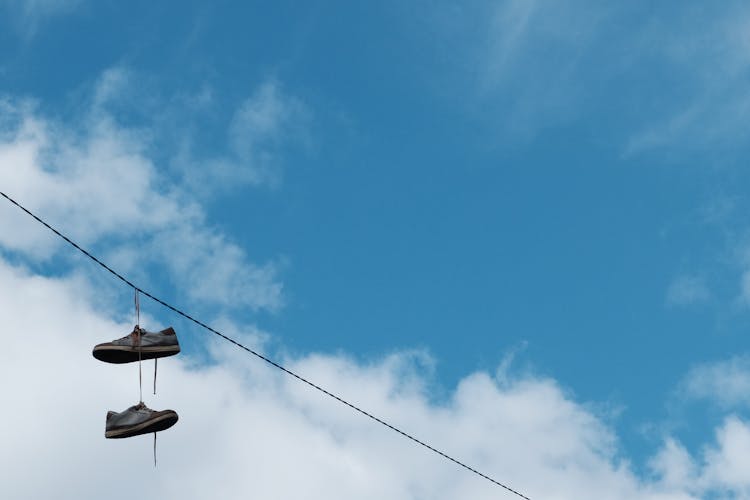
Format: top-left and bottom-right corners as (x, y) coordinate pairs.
(105, 402), (178, 439)
(92, 326), (180, 364)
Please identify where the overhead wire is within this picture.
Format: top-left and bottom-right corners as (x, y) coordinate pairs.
(0, 190), (531, 500)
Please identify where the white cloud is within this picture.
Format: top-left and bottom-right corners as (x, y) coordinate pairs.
(3, 257), (750, 499)
(0, 97), (179, 257)
(0, 81), (283, 311)
(230, 81), (302, 151)
(92, 67), (132, 110)
(700, 416), (750, 496)
(648, 439), (697, 492)
(178, 80), (310, 195)
(680, 355), (750, 410)
(150, 223), (284, 312)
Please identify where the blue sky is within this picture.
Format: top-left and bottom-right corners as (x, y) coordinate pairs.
(3, 1), (750, 498)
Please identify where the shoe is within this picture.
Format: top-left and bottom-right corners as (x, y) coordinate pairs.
(105, 402), (178, 439)
(93, 326), (180, 364)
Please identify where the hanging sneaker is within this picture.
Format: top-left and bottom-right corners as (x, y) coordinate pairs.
(93, 326), (180, 364)
(105, 402), (178, 439)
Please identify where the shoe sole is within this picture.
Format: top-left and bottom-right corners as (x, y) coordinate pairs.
(105, 411), (179, 439)
(92, 345), (181, 364)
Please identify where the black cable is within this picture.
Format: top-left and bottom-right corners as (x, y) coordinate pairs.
(0, 190), (531, 500)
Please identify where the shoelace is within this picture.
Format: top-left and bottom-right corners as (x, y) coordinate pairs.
(128, 326), (158, 397)
(129, 402), (158, 466)
(136, 327), (143, 403)
(134, 290), (158, 467)
(135, 291), (143, 403)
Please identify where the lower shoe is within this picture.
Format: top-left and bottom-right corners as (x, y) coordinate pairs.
(92, 326), (180, 364)
(105, 402), (178, 439)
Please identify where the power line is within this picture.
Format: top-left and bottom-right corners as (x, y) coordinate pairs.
(0, 190), (531, 500)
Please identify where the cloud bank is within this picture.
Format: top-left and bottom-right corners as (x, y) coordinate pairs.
(3, 256), (750, 499)
(0, 87), (284, 312)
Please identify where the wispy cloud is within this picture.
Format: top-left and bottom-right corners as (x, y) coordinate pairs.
(0, 71), (285, 312)
(434, 1), (750, 153)
(626, 5), (750, 156)
(733, 241), (750, 308)
(1, 0), (82, 39)
(666, 275), (711, 307)
(174, 79), (311, 196)
(455, 0), (617, 140)
(680, 355), (750, 409)
(68, 68), (311, 198)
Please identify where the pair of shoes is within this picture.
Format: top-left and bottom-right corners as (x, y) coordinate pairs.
(93, 326), (181, 439)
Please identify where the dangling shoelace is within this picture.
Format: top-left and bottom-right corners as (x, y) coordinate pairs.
(134, 290), (159, 397)
(135, 290), (144, 403)
(134, 290), (158, 467)
(154, 358), (158, 395)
